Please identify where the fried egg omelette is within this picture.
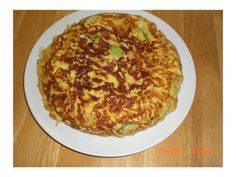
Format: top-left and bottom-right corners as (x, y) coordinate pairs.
(37, 13), (183, 137)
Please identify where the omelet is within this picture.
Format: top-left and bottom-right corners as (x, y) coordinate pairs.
(37, 13), (183, 137)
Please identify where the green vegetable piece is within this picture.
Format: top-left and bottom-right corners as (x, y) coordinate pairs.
(141, 28), (148, 40)
(141, 30), (148, 40)
(91, 33), (100, 41)
(121, 123), (139, 135)
(109, 45), (123, 60)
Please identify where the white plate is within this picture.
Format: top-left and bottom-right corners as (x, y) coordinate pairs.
(24, 10), (196, 157)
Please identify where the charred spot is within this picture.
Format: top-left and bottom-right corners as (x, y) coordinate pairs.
(97, 115), (108, 126)
(71, 125), (80, 130)
(93, 78), (102, 83)
(98, 39), (110, 50)
(127, 66), (137, 76)
(118, 95), (127, 105)
(117, 60), (127, 68)
(135, 43), (145, 51)
(111, 106), (122, 113)
(82, 77), (92, 87)
(126, 23), (132, 34)
(89, 94), (99, 101)
(61, 56), (74, 64)
(126, 97), (136, 107)
(109, 97), (117, 107)
(51, 42), (62, 51)
(70, 63), (79, 70)
(100, 30), (110, 39)
(128, 82), (146, 90)
(74, 80), (91, 90)
(93, 111), (101, 121)
(87, 42), (94, 49)
(59, 93), (67, 101)
(117, 84), (126, 93)
(140, 83), (147, 90)
(134, 52), (142, 61)
(83, 47), (91, 54)
(145, 45), (154, 53)
(79, 38), (87, 48)
(117, 29), (128, 39)
(105, 122), (114, 129)
(141, 71), (149, 78)
(95, 101), (106, 109)
(74, 50), (82, 56)
(45, 61), (52, 70)
(120, 45), (129, 52)
(57, 69), (69, 77)
(129, 84), (137, 90)
(132, 70), (141, 80)
(85, 59), (93, 66)
(74, 81), (83, 90)
(71, 38), (78, 43)
(113, 72), (124, 84)
(103, 65), (113, 73)
(108, 97), (125, 113)
(130, 59), (137, 66)
(94, 84), (110, 91)
(128, 36), (138, 45)
(76, 65), (92, 74)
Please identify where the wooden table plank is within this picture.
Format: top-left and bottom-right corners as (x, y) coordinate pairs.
(13, 10), (223, 167)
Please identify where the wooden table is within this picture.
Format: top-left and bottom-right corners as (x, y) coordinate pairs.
(14, 10), (223, 167)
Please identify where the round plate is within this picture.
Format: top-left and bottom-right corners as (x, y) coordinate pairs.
(24, 10), (196, 157)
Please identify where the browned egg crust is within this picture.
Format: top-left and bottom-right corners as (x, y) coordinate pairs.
(37, 13), (183, 136)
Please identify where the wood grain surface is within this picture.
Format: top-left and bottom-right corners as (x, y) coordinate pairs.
(13, 10), (223, 167)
